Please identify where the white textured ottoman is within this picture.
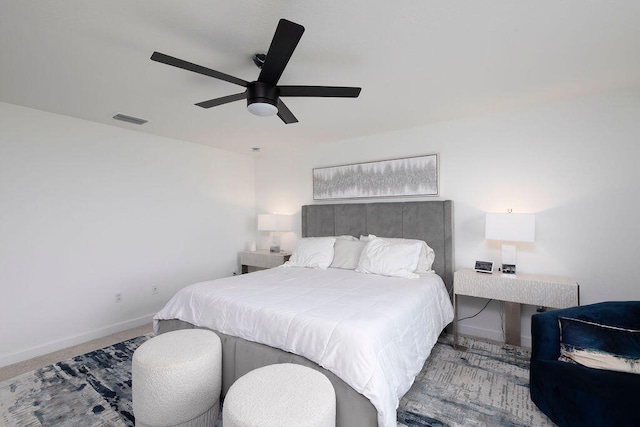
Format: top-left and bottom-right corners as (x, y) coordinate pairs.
(132, 329), (222, 427)
(223, 363), (336, 427)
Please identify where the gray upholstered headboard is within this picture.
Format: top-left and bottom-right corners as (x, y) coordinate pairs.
(301, 200), (454, 292)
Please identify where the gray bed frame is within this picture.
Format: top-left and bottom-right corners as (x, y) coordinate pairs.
(157, 200), (454, 427)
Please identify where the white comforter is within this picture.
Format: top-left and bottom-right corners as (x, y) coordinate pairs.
(153, 267), (454, 427)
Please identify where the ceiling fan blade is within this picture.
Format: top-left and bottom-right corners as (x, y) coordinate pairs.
(151, 52), (248, 87)
(195, 92), (247, 108)
(258, 19), (305, 86)
(277, 99), (298, 124)
(278, 86), (362, 98)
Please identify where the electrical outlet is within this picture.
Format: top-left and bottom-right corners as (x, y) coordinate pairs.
(152, 285), (159, 295)
(115, 292), (123, 303)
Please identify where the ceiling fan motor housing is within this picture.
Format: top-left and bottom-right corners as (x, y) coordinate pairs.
(247, 81), (278, 108)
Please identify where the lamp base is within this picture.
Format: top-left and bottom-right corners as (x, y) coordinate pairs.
(501, 243), (516, 264)
(269, 232), (280, 253)
(501, 243), (517, 276)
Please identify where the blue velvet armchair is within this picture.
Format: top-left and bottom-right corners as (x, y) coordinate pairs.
(530, 301), (640, 427)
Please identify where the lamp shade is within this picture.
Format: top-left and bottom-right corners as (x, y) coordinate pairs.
(485, 213), (535, 243)
(257, 214), (292, 232)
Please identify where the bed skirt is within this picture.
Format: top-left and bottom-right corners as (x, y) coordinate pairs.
(156, 319), (378, 427)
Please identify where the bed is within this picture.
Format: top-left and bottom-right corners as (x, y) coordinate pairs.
(154, 200), (455, 427)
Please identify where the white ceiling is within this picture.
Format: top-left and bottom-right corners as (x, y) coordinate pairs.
(2, 1), (640, 155)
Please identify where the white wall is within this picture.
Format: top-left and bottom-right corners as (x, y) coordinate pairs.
(2, 87), (638, 364)
(0, 102), (256, 367)
(255, 88), (640, 346)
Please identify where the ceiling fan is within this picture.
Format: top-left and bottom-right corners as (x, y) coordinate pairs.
(151, 19), (362, 124)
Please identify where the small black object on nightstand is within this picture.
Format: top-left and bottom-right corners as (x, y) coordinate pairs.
(474, 260), (494, 274)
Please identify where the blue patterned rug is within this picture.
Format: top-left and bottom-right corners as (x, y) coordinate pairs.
(0, 335), (152, 427)
(1, 334), (553, 427)
(398, 335), (554, 427)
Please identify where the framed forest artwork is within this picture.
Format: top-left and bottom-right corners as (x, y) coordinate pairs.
(313, 154), (439, 200)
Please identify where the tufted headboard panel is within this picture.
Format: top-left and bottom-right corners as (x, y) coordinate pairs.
(301, 201), (454, 291)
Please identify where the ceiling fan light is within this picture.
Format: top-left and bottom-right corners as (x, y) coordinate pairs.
(247, 102), (278, 117)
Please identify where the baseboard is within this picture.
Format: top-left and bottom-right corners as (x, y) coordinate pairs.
(0, 314), (155, 368)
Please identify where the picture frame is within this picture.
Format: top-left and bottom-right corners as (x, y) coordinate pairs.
(502, 264), (517, 275)
(312, 154), (439, 200)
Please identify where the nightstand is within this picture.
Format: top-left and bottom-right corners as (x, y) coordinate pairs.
(453, 268), (579, 347)
(240, 250), (291, 274)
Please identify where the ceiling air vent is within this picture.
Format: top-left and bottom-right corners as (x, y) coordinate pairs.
(112, 113), (148, 125)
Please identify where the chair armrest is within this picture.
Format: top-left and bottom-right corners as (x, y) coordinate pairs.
(531, 309), (562, 361)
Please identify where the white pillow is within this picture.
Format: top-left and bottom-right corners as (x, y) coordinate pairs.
(330, 240), (367, 270)
(356, 237), (422, 279)
(360, 234), (435, 273)
(283, 237), (337, 269)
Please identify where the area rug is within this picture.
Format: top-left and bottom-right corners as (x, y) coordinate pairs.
(1, 334), (553, 427)
(0, 335), (152, 427)
(398, 335), (554, 427)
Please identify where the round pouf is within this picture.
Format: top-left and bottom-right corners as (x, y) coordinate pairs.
(223, 363), (336, 427)
(132, 329), (222, 427)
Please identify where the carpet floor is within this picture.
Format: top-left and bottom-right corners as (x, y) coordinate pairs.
(399, 335), (554, 427)
(0, 334), (554, 427)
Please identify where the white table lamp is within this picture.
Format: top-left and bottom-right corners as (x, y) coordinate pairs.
(485, 212), (535, 275)
(258, 214), (292, 252)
